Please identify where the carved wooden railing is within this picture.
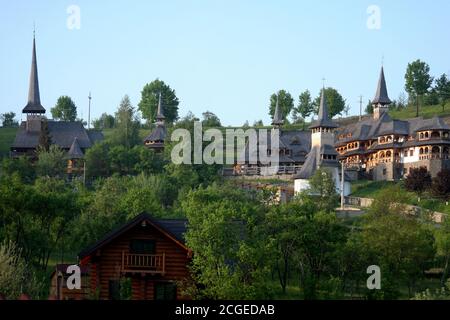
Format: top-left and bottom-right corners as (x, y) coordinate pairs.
(121, 252), (165, 275)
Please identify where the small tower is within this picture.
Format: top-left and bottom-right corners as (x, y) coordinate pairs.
(66, 137), (84, 176)
(23, 33), (46, 132)
(272, 94), (284, 128)
(294, 86), (341, 193)
(372, 66), (391, 120)
(309, 87), (338, 151)
(143, 93), (167, 152)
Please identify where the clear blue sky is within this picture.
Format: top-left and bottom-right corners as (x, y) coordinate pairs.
(1, 0), (449, 126)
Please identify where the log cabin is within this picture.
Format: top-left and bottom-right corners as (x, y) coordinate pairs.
(78, 213), (191, 300)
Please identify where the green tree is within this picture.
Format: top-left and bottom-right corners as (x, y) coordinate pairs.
(36, 145), (66, 178)
(182, 184), (271, 299)
(308, 168), (338, 212)
(253, 120), (264, 127)
(435, 218), (450, 286)
(0, 112), (18, 127)
(138, 79), (179, 124)
(365, 99), (373, 115)
(313, 87), (346, 118)
(133, 146), (166, 175)
(435, 74), (450, 112)
(51, 96), (77, 121)
(269, 90), (294, 122)
(0, 241), (43, 299)
(0, 156), (35, 183)
(201, 111), (221, 127)
(111, 95), (141, 149)
(405, 60), (433, 117)
(92, 113), (115, 130)
(360, 185), (435, 298)
(432, 169), (450, 203)
(405, 167), (432, 201)
(38, 119), (51, 151)
(297, 90), (314, 129)
(85, 141), (111, 178)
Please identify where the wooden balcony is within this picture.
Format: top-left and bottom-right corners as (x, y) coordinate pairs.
(121, 251), (165, 275)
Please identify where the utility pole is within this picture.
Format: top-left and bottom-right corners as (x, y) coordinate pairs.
(359, 95), (363, 121)
(88, 92), (92, 130)
(341, 161), (345, 210)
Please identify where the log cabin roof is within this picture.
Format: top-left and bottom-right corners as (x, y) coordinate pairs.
(78, 213), (189, 261)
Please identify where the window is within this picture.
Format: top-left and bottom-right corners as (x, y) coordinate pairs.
(130, 239), (156, 254)
(383, 169), (387, 175)
(155, 283), (177, 300)
(410, 150), (414, 157)
(404, 150), (408, 157)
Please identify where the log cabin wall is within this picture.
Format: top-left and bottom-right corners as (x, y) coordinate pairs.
(87, 222), (190, 300)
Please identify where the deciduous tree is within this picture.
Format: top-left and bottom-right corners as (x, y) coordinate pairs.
(51, 96), (77, 121)
(405, 60), (433, 117)
(138, 79), (179, 124)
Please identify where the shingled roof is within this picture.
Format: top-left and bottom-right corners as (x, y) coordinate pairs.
(67, 137), (84, 159)
(294, 146), (318, 179)
(309, 88), (338, 129)
(372, 66), (392, 106)
(156, 93), (165, 121)
(272, 95), (284, 126)
(144, 124), (167, 143)
(22, 35), (45, 114)
(12, 120), (101, 149)
(415, 116), (450, 131)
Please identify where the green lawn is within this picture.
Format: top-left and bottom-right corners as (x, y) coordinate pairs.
(350, 180), (398, 198)
(0, 127), (18, 158)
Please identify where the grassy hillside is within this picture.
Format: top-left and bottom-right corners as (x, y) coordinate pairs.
(0, 127), (17, 157)
(351, 179), (450, 215)
(388, 102), (450, 120)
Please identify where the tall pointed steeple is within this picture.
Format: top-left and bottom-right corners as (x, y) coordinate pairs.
(372, 66), (391, 106)
(372, 66), (391, 120)
(272, 94), (283, 127)
(309, 87), (337, 129)
(23, 33), (45, 114)
(156, 93), (165, 122)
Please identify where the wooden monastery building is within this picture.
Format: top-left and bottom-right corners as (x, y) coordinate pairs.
(336, 67), (450, 180)
(10, 34), (103, 172)
(236, 66), (450, 182)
